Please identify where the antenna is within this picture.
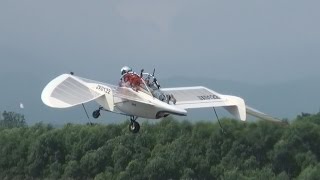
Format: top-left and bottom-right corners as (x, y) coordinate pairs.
(152, 68), (155, 76)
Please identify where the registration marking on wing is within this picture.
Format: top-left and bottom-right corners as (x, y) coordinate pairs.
(162, 86), (222, 102)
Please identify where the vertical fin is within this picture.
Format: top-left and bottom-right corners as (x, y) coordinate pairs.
(223, 95), (246, 121)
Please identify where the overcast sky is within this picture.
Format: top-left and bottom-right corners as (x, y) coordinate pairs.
(0, 0), (320, 123)
(1, 0), (319, 84)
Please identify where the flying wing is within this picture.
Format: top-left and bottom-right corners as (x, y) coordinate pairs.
(41, 74), (107, 108)
(161, 86), (247, 121)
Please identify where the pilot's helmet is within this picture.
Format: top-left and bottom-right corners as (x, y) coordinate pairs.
(121, 66), (132, 75)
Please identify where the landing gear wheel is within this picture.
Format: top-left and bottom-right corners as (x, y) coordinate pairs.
(129, 121), (140, 133)
(92, 110), (100, 119)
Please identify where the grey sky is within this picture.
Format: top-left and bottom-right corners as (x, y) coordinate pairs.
(1, 0), (319, 83)
(0, 0), (320, 123)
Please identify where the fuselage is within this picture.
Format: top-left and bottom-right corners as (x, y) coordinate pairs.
(98, 86), (187, 119)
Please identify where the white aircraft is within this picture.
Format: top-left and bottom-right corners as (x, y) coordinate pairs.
(41, 66), (280, 133)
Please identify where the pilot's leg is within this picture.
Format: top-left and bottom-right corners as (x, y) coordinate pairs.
(166, 94), (171, 104)
(170, 94), (177, 104)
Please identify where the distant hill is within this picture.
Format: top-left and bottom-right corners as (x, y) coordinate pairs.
(1, 71), (319, 125)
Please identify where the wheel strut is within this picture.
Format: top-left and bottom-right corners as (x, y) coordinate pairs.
(129, 116), (140, 133)
(213, 107), (226, 134)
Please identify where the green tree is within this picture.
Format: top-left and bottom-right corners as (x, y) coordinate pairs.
(297, 164), (320, 180)
(0, 112), (320, 179)
(0, 111), (26, 128)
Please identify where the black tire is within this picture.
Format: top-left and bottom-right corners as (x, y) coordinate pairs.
(92, 110), (100, 119)
(129, 121), (140, 133)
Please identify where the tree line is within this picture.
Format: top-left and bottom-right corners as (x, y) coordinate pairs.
(1, 111), (320, 179)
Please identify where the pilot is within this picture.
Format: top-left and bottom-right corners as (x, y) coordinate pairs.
(120, 66), (141, 91)
(121, 66), (132, 75)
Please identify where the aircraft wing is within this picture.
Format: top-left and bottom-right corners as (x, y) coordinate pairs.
(41, 73), (149, 110)
(162, 86), (282, 123)
(41, 74), (108, 108)
(161, 86), (247, 121)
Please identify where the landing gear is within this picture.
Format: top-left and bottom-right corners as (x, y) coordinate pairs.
(129, 116), (140, 133)
(92, 110), (100, 119)
(92, 107), (103, 119)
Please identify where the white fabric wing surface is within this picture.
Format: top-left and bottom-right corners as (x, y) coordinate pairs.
(161, 86), (282, 123)
(162, 86), (247, 121)
(41, 74), (104, 108)
(162, 86), (235, 109)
